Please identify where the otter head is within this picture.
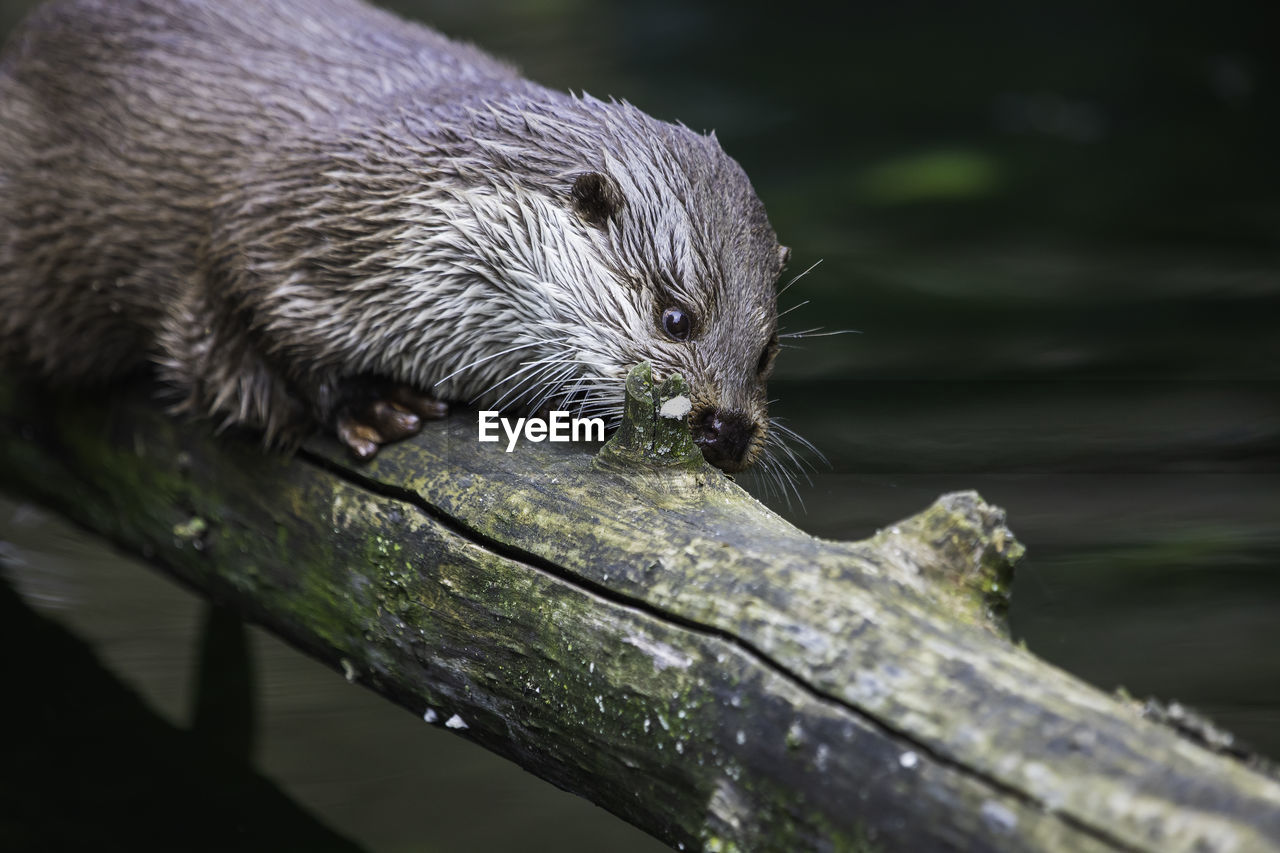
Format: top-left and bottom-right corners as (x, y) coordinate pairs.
(413, 98), (787, 473)
(557, 120), (787, 473)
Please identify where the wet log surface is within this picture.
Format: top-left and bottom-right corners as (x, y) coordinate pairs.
(1, 366), (1277, 852)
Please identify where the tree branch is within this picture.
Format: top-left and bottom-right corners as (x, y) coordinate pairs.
(1, 368), (1277, 852)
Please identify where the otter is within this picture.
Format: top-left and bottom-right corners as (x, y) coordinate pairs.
(0, 0), (789, 473)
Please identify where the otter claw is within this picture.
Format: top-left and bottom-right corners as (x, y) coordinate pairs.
(336, 418), (383, 460)
(370, 399), (422, 439)
(336, 385), (447, 460)
(390, 386), (449, 420)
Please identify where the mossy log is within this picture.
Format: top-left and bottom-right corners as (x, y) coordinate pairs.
(1, 366), (1278, 852)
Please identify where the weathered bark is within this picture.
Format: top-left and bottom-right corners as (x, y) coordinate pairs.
(0, 367), (1277, 852)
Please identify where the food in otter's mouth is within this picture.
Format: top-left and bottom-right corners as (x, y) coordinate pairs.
(0, 0), (796, 475)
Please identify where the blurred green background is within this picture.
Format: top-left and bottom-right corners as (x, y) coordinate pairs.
(1, 0), (1277, 850)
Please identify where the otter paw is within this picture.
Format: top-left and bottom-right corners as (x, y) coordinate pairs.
(335, 388), (448, 460)
(337, 401), (418, 460)
(389, 385), (449, 420)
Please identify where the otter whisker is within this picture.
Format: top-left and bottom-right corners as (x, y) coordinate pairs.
(563, 371), (622, 414)
(770, 458), (802, 509)
(771, 419), (828, 467)
(768, 438), (819, 491)
(527, 364), (582, 413)
(777, 259), (823, 297)
(750, 453), (778, 498)
(741, 418), (826, 511)
(491, 360), (575, 410)
(561, 375), (591, 418)
(748, 449), (802, 511)
(572, 396), (624, 430)
(562, 377), (623, 424)
(433, 339), (544, 387)
(775, 300), (811, 320)
(569, 392), (621, 419)
(765, 440), (811, 492)
(475, 354), (573, 405)
(529, 364), (583, 412)
(765, 451), (804, 511)
(778, 328), (861, 340)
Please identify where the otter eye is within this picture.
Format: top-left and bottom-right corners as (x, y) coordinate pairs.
(757, 333), (779, 376)
(661, 307), (693, 341)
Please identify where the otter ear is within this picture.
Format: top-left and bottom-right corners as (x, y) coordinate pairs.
(571, 171), (625, 228)
(778, 245), (792, 269)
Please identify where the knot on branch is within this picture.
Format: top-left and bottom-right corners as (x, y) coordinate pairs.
(876, 491), (1024, 635)
(597, 363), (704, 470)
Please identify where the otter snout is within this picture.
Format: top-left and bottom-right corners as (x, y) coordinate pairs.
(693, 408), (759, 473)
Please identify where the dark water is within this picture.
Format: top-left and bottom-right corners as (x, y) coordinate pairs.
(2, 0), (1277, 850)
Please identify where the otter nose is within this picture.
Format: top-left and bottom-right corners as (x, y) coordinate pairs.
(693, 409), (757, 472)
